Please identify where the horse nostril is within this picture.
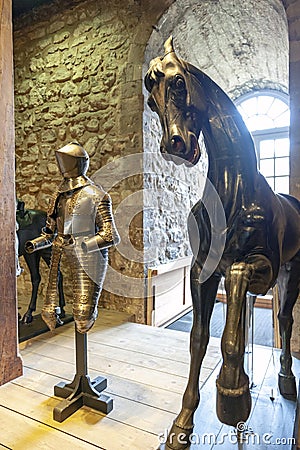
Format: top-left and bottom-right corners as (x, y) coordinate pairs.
(171, 135), (185, 153)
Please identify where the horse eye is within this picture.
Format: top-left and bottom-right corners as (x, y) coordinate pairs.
(175, 76), (185, 90)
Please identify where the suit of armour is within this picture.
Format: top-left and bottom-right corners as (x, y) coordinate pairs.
(26, 143), (120, 333)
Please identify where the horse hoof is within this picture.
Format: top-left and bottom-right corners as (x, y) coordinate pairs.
(216, 381), (251, 426)
(165, 421), (193, 450)
(278, 373), (297, 400)
(22, 314), (33, 324)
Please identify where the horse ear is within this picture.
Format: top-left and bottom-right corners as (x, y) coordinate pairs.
(164, 36), (175, 55)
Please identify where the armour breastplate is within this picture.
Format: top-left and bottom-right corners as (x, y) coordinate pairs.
(56, 191), (74, 235)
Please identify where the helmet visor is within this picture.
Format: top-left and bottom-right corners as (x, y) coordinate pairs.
(55, 143), (89, 178)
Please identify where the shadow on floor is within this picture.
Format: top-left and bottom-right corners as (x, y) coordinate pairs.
(167, 301), (274, 347)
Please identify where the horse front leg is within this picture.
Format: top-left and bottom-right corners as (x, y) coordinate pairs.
(166, 266), (220, 450)
(22, 253), (41, 324)
(216, 255), (273, 426)
(277, 252), (300, 400)
(217, 262), (252, 426)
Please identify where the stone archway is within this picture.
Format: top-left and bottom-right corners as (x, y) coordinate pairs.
(145, 0), (288, 96)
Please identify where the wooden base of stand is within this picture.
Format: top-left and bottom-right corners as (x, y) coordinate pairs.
(53, 327), (113, 422)
(54, 374), (113, 422)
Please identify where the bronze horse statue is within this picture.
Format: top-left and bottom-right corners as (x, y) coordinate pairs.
(17, 200), (65, 324)
(145, 37), (300, 449)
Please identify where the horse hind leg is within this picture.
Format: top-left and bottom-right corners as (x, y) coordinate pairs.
(277, 252), (300, 400)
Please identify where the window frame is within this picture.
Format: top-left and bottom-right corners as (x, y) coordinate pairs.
(235, 91), (290, 194)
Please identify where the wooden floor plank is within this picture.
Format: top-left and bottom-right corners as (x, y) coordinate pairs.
(21, 344), (191, 395)
(0, 405), (103, 450)
(26, 342), (214, 389)
(0, 383), (162, 450)
(246, 350), (300, 449)
(23, 333), (191, 377)
(15, 366), (184, 415)
(159, 346), (300, 450)
(10, 367), (177, 436)
(21, 321), (221, 370)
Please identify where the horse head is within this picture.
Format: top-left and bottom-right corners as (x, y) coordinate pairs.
(145, 36), (207, 166)
(16, 199), (25, 219)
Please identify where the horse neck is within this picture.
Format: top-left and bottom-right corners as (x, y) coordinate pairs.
(190, 68), (258, 183)
(193, 72), (259, 211)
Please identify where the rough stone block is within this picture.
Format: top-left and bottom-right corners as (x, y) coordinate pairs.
(48, 21), (65, 34)
(50, 67), (72, 83)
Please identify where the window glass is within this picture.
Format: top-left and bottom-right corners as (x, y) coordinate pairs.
(268, 98), (288, 120)
(275, 157), (289, 176)
(266, 177), (275, 190)
(274, 138), (289, 157)
(260, 140), (274, 159)
(260, 158), (274, 177)
(236, 91), (290, 194)
(246, 115), (274, 131)
(275, 176), (289, 193)
(257, 96), (274, 114)
(238, 97), (257, 118)
(274, 110), (290, 128)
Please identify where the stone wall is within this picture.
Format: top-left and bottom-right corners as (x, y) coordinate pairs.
(143, 96), (207, 268)
(13, 0), (173, 323)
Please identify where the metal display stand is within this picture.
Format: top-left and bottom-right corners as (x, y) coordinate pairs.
(244, 293), (256, 388)
(53, 327), (113, 422)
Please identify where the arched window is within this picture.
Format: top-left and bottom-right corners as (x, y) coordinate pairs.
(236, 91), (290, 194)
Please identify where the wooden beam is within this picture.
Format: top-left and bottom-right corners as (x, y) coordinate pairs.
(0, 0), (23, 384)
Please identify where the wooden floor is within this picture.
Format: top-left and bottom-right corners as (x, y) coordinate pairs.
(0, 310), (299, 449)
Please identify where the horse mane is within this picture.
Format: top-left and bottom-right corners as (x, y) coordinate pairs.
(183, 60), (258, 171)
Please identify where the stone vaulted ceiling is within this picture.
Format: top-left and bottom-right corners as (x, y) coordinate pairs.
(145, 0), (288, 100)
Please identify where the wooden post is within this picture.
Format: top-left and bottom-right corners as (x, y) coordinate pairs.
(285, 1), (300, 355)
(0, 0), (23, 384)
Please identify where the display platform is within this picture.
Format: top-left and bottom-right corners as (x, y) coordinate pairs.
(1, 310), (299, 449)
(18, 313), (73, 342)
